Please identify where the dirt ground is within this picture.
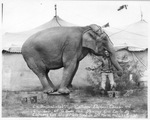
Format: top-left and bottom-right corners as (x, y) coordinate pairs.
(2, 86), (147, 118)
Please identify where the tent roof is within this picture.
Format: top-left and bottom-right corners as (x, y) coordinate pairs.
(104, 20), (148, 51)
(2, 16), (75, 51)
(35, 16), (75, 30)
(3, 18), (148, 53)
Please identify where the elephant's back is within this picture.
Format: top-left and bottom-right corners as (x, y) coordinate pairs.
(21, 26), (85, 56)
(21, 27), (69, 58)
(22, 27), (62, 51)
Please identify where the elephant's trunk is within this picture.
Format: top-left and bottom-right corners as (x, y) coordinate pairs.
(104, 34), (123, 71)
(110, 54), (123, 71)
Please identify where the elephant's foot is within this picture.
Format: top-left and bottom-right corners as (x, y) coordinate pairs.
(43, 87), (57, 94)
(68, 84), (74, 92)
(58, 87), (70, 95)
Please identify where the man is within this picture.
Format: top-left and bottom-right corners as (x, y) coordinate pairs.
(86, 50), (122, 95)
(99, 50), (116, 94)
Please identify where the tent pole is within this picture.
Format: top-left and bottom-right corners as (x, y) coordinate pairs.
(140, 5), (143, 21)
(55, 4), (57, 17)
(1, 3), (3, 24)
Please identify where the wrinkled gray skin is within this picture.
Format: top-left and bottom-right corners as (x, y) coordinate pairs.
(21, 24), (122, 94)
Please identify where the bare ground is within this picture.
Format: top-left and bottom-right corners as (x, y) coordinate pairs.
(2, 87), (147, 118)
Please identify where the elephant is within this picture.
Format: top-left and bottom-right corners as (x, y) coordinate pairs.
(21, 24), (122, 94)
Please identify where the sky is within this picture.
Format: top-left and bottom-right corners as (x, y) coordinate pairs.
(1, 0), (150, 33)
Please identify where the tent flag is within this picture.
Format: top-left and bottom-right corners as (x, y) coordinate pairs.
(102, 23), (110, 28)
(117, 5), (128, 11)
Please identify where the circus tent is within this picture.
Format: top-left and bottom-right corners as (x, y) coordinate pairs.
(2, 15), (75, 51)
(2, 10), (148, 90)
(105, 19), (148, 50)
(104, 19), (148, 85)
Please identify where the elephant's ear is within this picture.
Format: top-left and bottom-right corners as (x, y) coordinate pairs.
(82, 30), (97, 52)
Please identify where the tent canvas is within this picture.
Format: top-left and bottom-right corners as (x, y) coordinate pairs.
(104, 20), (148, 50)
(2, 51), (93, 91)
(2, 16), (75, 50)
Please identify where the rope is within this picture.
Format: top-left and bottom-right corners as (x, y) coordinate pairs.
(55, 16), (62, 27)
(131, 52), (136, 63)
(82, 27), (92, 36)
(130, 52), (143, 76)
(132, 52), (147, 69)
(95, 26), (102, 33)
(109, 27), (147, 37)
(130, 52), (147, 77)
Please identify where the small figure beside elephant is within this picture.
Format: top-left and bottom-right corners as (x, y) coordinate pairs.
(21, 24), (122, 95)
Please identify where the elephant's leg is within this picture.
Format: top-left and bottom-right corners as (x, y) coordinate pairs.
(58, 60), (77, 94)
(67, 61), (79, 89)
(45, 73), (57, 92)
(36, 71), (57, 94)
(26, 58), (56, 93)
(38, 73), (56, 94)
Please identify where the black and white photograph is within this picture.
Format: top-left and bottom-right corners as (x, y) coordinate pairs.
(1, 0), (149, 118)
